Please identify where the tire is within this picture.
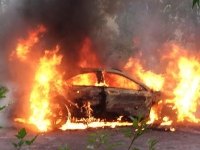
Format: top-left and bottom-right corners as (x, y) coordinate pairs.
(50, 95), (68, 129)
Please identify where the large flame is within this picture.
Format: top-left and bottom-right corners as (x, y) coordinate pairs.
(29, 46), (64, 131)
(124, 58), (165, 91)
(125, 44), (200, 126)
(163, 45), (200, 123)
(78, 37), (101, 68)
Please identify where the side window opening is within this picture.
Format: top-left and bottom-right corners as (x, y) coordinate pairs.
(103, 72), (141, 90)
(67, 72), (97, 86)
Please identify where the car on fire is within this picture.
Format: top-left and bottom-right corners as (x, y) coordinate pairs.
(50, 68), (160, 128)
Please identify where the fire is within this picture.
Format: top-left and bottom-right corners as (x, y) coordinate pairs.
(163, 45), (200, 123)
(125, 44), (200, 127)
(124, 58), (165, 91)
(67, 73), (97, 86)
(11, 28), (134, 132)
(79, 38), (101, 68)
(160, 116), (173, 126)
(29, 46), (64, 131)
(147, 107), (158, 124)
(10, 25), (200, 132)
(60, 120), (132, 130)
(9, 25), (46, 61)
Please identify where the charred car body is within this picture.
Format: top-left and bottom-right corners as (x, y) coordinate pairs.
(51, 68), (159, 128)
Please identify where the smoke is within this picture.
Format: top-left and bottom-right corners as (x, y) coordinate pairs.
(1, 1), (198, 72)
(109, 1), (199, 73)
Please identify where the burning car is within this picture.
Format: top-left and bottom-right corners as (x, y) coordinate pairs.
(50, 68), (160, 128)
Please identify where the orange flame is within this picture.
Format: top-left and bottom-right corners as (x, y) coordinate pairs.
(126, 44), (200, 126)
(163, 45), (200, 123)
(12, 29), (134, 131)
(124, 58), (165, 91)
(78, 38), (101, 68)
(28, 46), (64, 131)
(10, 25), (46, 61)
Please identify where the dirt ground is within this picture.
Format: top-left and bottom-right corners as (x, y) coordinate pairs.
(0, 125), (200, 150)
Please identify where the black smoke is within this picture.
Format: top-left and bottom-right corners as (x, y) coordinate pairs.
(1, 0), (114, 75)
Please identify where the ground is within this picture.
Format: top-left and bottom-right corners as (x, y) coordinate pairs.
(0, 125), (200, 150)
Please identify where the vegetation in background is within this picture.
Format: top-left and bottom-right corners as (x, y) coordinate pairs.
(193, 0), (200, 8)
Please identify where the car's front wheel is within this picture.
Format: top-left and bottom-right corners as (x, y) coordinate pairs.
(49, 95), (69, 129)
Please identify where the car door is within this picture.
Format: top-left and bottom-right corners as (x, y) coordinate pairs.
(66, 71), (106, 119)
(66, 72), (104, 106)
(103, 72), (152, 118)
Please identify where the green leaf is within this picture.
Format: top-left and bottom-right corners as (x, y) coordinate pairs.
(30, 134), (38, 144)
(15, 134), (21, 139)
(133, 119), (138, 128)
(148, 138), (158, 150)
(0, 126), (3, 129)
(124, 133), (132, 138)
(107, 142), (124, 150)
(87, 138), (96, 144)
(121, 128), (132, 138)
(101, 138), (108, 144)
(0, 105), (6, 111)
(138, 114), (143, 122)
(12, 142), (18, 148)
(193, 0), (200, 8)
(0, 88), (8, 99)
(17, 128), (27, 139)
(25, 134), (38, 145)
(25, 140), (32, 145)
(129, 116), (135, 121)
(18, 140), (25, 147)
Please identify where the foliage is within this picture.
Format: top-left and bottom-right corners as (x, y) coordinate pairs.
(58, 145), (71, 150)
(193, 0), (200, 8)
(0, 85), (7, 99)
(148, 138), (158, 150)
(12, 128), (38, 150)
(86, 130), (123, 150)
(122, 115), (149, 150)
(0, 86), (8, 129)
(85, 115), (157, 150)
